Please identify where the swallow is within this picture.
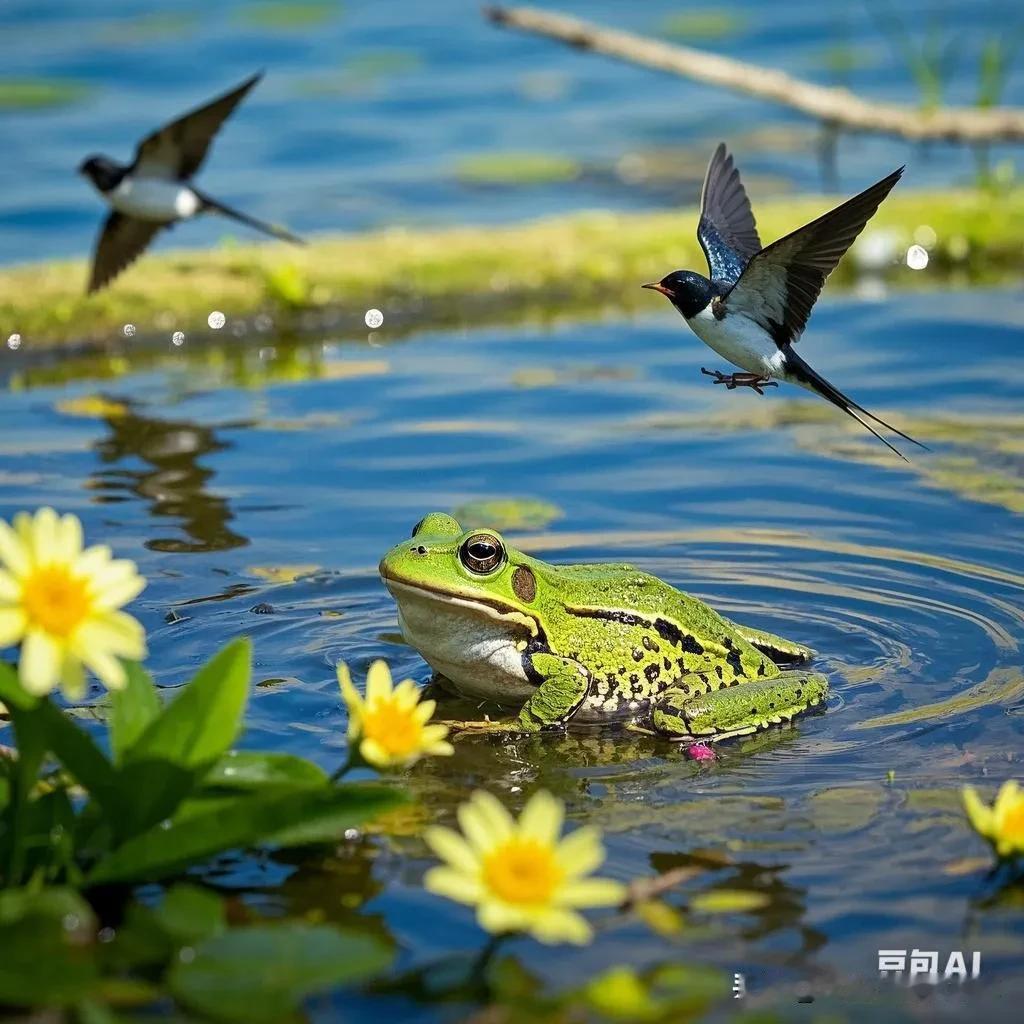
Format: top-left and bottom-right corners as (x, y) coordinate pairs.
(78, 72), (302, 294)
(643, 143), (924, 460)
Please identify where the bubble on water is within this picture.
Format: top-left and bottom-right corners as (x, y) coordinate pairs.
(364, 308), (384, 329)
(123, 323), (136, 338)
(7, 333), (21, 350)
(172, 330), (186, 347)
(208, 310), (226, 330)
(906, 244), (929, 271)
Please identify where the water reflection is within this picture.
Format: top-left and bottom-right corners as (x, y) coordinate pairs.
(91, 408), (247, 553)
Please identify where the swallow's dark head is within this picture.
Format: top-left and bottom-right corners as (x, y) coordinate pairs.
(642, 270), (713, 320)
(78, 155), (125, 192)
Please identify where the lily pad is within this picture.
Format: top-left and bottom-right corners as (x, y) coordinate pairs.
(452, 498), (563, 531)
(168, 922), (391, 1022)
(808, 786), (883, 833)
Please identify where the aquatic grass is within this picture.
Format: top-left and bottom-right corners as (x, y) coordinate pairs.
(237, 0), (342, 31)
(657, 10), (746, 43)
(2, 187), (1024, 349)
(0, 78), (90, 111)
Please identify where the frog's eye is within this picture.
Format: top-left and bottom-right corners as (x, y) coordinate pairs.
(459, 533), (505, 575)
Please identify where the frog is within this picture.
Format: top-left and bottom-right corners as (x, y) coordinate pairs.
(378, 512), (829, 741)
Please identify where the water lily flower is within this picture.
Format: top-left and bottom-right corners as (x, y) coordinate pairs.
(962, 780), (1024, 860)
(0, 508), (146, 699)
(424, 789), (627, 945)
(337, 660), (453, 770)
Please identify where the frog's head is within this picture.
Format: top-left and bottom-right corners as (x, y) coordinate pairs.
(379, 512), (548, 701)
(379, 512), (539, 618)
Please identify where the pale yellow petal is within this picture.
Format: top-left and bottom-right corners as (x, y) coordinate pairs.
(74, 613), (145, 659)
(75, 544), (114, 578)
(556, 825), (606, 877)
(529, 907), (593, 945)
(414, 698), (438, 725)
(477, 900), (529, 936)
(56, 513), (84, 562)
(30, 508), (58, 563)
(0, 569), (21, 601)
(993, 780), (1021, 824)
(424, 825), (480, 873)
(0, 521), (29, 576)
(558, 877), (627, 908)
(0, 607), (27, 647)
(337, 662), (365, 719)
(392, 678), (421, 709)
(518, 790), (564, 845)
(360, 737), (394, 769)
(425, 740), (455, 757)
(19, 629), (62, 695)
(59, 653), (87, 702)
(81, 648), (127, 691)
(459, 791), (513, 854)
(423, 866), (483, 905)
(962, 786), (995, 839)
(365, 660), (393, 704)
(421, 723), (452, 748)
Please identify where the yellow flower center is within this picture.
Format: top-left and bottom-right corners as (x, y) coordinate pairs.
(1003, 803), (1024, 843)
(22, 564), (93, 638)
(362, 698), (423, 756)
(482, 837), (563, 905)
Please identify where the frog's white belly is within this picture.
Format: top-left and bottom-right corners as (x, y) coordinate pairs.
(685, 305), (786, 378)
(109, 178), (201, 222)
(390, 582), (535, 705)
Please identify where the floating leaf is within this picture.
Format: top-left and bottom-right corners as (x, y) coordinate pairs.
(168, 922), (392, 1022)
(452, 498), (563, 532)
(0, 78), (90, 110)
(153, 884), (226, 946)
(238, 1), (342, 30)
(454, 152), (582, 186)
(54, 395), (128, 419)
(808, 786), (883, 833)
(247, 564), (319, 583)
(689, 889), (769, 914)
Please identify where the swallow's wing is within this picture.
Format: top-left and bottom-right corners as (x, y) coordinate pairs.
(697, 143), (762, 286)
(722, 166), (903, 346)
(132, 72), (262, 181)
(87, 212), (165, 294)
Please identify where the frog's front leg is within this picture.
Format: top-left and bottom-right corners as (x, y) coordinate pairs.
(517, 653), (592, 733)
(652, 671), (829, 741)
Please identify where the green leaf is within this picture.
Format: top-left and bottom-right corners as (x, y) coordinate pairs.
(168, 923), (392, 1023)
(205, 751), (329, 791)
(126, 639), (251, 771)
(33, 699), (117, 809)
(152, 884), (226, 946)
(0, 661), (36, 711)
(108, 661), (160, 763)
(87, 784), (403, 886)
(110, 639), (252, 839)
(0, 888), (99, 1007)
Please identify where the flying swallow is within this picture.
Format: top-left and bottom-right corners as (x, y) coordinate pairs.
(643, 144), (924, 459)
(78, 72), (302, 294)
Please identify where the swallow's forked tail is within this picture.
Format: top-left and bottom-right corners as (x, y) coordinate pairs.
(198, 191), (304, 245)
(781, 347), (927, 462)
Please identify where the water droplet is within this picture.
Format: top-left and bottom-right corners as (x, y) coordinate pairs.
(123, 323), (136, 338)
(344, 828), (360, 841)
(906, 244), (929, 271)
(7, 333), (21, 350)
(364, 308), (384, 329)
(172, 330), (186, 347)
(208, 310), (226, 330)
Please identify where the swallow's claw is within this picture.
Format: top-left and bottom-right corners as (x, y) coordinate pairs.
(701, 368), (777, 395)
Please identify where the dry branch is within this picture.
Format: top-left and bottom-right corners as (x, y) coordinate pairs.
(486, 5), (1024, 144)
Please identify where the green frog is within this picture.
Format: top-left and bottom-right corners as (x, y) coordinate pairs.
(378, 513), (829, 741)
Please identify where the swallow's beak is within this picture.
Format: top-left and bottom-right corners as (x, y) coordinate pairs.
(642, 282), (670, 296)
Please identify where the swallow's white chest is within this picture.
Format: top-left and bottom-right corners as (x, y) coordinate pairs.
(109, 177), (201, 222)
(684, 304), (785, 377)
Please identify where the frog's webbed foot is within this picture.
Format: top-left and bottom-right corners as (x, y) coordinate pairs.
(652, 671), (829, 741)
(701, 367), (778, 396)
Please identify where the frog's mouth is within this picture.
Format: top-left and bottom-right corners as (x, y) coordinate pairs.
(379, 569), (541, 635)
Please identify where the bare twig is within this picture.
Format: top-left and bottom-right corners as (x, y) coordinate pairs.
(485, 5), (1024, 144)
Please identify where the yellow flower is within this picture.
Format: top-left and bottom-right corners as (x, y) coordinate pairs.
(963, 780), (1024, 860)
(0, 508), (146, 699)
(424, 789), (627, 945)
(337, 660), (453, 770)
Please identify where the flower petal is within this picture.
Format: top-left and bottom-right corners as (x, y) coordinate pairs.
(59, 652), (87, 702)
(518, 790), (564, 845)
(423, 866), (483, 905)
(56, 513), (84, 562)
(424, 825), (480, 873)
(558, 877), (627, 909)
(0, 521), (29, 576)
(81, 648), (127, 691)
(459, 791), (513, 854)
(962, 785), (995, 840)
(19, 629), (62, 695)
(477, 900), (528, 936)
(556, 825), (606, 877)
(0, 607), (27, 648)
(366, 660), (393, 704)
(529, 907), (593, 945)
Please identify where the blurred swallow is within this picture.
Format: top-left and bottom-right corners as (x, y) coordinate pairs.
(643, 143), (924, 459)
(78, 71), (302, 294)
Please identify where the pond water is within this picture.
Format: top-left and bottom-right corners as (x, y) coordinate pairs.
(2, 284), (1023, 1016)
